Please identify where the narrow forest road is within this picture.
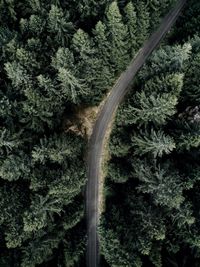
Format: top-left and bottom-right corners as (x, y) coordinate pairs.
(86, 1), (187, 266)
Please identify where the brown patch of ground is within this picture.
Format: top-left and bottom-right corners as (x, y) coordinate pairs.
(63, 93), (111, 140)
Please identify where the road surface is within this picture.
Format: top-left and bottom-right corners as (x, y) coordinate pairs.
(86, 1), (187, 266)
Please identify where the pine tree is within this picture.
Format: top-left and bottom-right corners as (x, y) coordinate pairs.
(92, 21), (115, 101)
(31, 133), (84, 164)
(48, 5), (74, 46)
(124, 1), (137, 57)
(135, 1), (150, 46)
(139, 44), (191, 80)
(174, 119), (200, 151)
(21, 227), (65, 267)
(99, 226), (141, 267)
(144, 73), (184, 96)
(126, 91), (179, 126)
(107, 161), (129, 183)
(93, 21), (111, 68)
(4, 61), (31, 89)
(105, 1), (129, 72)
(72, 28), (95, 60)
(57, 67), (86, 103)
(133, 160), (185, 209)
(51, 47), (87, 103)
(182, 52), (200, 104)
(131, 129), (176, 158)
(0, 128), (23, 155)
(0, 152), (30, 181)
(109, 126), (131, 157)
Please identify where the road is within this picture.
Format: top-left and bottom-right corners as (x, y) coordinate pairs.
(86, 1), (187, 266)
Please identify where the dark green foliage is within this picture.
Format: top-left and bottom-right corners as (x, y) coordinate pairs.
(139, 44), (191, 80)
(0, 0), (192, 266)
(0, 0), (157, 264)
(171, 0), (200, 41)
(105, 1), (129, 72)
(107, 160), (130, 183)
(102, 36), (200, 266)
(133, 160), (184, 209)
(124, 2), (137, 58)
(109, 126), (131, 157)
(135, 1), (150, 46)
(181, 49), (200, 105)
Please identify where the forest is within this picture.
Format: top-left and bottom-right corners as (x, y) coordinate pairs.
(0, 0), (200, 266)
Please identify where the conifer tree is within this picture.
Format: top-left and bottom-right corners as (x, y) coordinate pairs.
(131, 129), (176, 158)
(136, 1), (150, 46)
(92, 21), (115, 99)
(124, 1), (137, 58)
(93, 21), (111, 67)
(107, 161), (129, 183)
(125, 91), (179, 126)
(105, 1), (129, 72)
(0, 152), (30, 181)
(134, 160), (185, 209)
(182, 52), (200, 104)
(139, 44), (191, 80)
(48, 5), (74, 46)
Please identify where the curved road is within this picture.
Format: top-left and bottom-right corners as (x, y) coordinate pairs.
(86, 1), (187, 266)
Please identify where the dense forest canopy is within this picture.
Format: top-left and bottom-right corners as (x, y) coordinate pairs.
(100, 1), (200, 267)
(0, 0), (199, 266)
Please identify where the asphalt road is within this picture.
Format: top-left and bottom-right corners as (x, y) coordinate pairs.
(86, 1), (187, 266)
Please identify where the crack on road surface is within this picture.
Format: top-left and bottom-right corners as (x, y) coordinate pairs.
(86, 1), (187, 267)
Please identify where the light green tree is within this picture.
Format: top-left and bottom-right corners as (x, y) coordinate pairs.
(131, 129), (176, 158)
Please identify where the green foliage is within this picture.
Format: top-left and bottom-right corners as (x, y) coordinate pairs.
(48, 5), (74, 45)
(135, 1), (150, 46)
(140, 44), (191, 80)
(32, 133), (84, 164)
(93, 21), (110, 67)
(182, 52), (200, 104)
(109, 126), (131, 157)
(21, 227), (64, 267)
(127, 91), (178, 125)
(4, 61), (30, 89)
(0, 152), (30, 181)
(124, 1), (137, 58)
(0, 0), (195, 266)
(107, 161), (129, 183)
(57, 68), (86, 103)
(103, 35), (200, 266)
(62, 223), (86, 267)
(131, 129), (175, 158)
(133, 160), (184, 209)
(100, 226), (142, 267)
(105, 1), (129, 72)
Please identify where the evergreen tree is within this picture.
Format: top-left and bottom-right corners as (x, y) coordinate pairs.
(135, 1), (150, 46)
(48, 5), (74, 46)
(131, 129), (176, 158)
(107, 161), (130, 183)
(182, 52), (200, 104)
(139, 44), (191, 80)
(93, 21), (111, 68)
(133, 160), (185, 209)
(105, 1), (129, 72)
(125, 91), (179, 126)
(124, 1), (137, 58)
